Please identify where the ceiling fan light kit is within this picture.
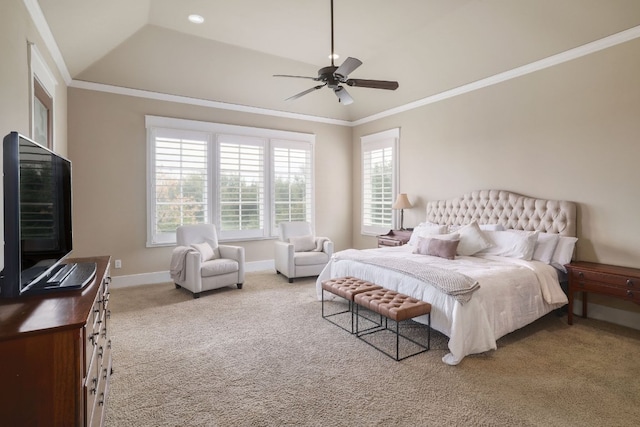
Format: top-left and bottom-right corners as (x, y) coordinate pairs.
(274, 0), (399, 105)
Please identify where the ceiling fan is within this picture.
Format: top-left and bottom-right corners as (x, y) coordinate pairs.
(274, 0), (399, 105)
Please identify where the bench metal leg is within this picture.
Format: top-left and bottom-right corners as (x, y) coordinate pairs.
(356, 306), (431, 361)
(323, 290), (382, 334)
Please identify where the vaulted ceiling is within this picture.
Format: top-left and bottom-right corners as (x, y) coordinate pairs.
(36, 0), (640, 122)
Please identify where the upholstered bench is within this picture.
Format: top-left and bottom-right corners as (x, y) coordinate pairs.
(354, 288), (432, 361)
(321, 277), (383, 334)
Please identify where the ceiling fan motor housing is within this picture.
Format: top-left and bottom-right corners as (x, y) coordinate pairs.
(319, 66), (342, 88)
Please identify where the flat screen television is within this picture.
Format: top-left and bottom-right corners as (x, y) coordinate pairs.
(1, 132), (94, 298)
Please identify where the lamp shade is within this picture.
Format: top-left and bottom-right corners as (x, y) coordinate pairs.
(392, 193), (412, 210)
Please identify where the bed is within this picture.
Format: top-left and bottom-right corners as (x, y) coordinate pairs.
(316, 189), (577, 365)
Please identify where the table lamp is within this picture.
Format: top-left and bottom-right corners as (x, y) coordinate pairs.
(392, 193), (413, 230)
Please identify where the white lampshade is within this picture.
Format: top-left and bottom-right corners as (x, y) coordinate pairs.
(392, 193), (413, 210)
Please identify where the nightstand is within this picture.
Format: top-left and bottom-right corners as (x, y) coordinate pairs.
(565, 261), (640, 325)
(377, 229), (412, 248)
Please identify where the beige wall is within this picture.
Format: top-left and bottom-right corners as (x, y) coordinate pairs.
(0, 0), (68, 269)
(352, 38), (640, 319)
(67, 88), (352, 276)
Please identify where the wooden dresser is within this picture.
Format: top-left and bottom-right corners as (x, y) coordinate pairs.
(377, 229), (413, 247)
(0, 256), (112, 426)
(566, 261), (640, 325)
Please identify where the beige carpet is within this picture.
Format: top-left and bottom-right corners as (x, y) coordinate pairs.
(104, 272), (640, 426)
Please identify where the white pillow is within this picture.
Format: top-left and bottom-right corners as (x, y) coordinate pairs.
(289, 234), (316, 252)
(205, 237), (221, 259)
(532, 232), (561, 264)
(550, 236), (578, 272)
(408, 222), (448, 246)
(455, 221), (493, 256)
(480, 230), (538, 260)
(191, 242), (215, 261)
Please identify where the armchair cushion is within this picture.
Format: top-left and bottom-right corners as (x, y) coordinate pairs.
(289, 234), (316, 252)
(201, 259), (240, 277)
(294, 251), (330, 266)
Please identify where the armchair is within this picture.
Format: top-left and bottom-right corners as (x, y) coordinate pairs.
(274, 221), (333, 283)
(170, 224), (245, 298)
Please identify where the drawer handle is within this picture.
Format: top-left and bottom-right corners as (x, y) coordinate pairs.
(577, 272), (584, 278)
(627, 290), (634, 298)
(627, 279), (634, 287)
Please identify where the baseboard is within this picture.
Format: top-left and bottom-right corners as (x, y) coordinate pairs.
(110, 259), (275, 289)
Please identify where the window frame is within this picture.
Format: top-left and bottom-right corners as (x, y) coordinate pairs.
(270, 138), (314, 237)
(361, 128), (400, 236)
(147, 127), (212, 245)
(29, 43), (57, 150)
(145, 116), (315, 246)
(215, 133), (267, 241)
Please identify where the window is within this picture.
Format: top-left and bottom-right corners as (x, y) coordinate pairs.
(218, 135), (265, 240)
(33, 79), (53, 148)
(361, 128), (399, 235)
(29, 43), (57, 149)
(272, 140), (313, 228)
(146, 116), (314, 245)
(149, 128), (210, 245)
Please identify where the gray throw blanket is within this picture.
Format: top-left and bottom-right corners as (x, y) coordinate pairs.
(170, 246), (194, 283)
(334, 249), (480, 304)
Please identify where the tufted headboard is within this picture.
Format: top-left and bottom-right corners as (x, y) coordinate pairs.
(425, 190), (576, 236)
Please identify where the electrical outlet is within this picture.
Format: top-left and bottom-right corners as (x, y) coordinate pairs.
(115, 259), (122, 269)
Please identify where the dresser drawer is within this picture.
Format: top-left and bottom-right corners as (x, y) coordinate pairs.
(572, 280), (640, 303)
(570, 269), (637, 289)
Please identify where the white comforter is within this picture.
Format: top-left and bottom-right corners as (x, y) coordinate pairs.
(316, 246), (568, 365)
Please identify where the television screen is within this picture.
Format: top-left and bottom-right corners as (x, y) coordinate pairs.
(1, 132), (73, 297)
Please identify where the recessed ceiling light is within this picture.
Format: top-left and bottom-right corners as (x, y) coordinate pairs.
(188, 14), (204, 24)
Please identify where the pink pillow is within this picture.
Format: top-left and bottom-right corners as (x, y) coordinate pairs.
(413, 237), (460, 260)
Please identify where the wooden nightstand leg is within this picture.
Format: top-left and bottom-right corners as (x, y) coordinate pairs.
(568, 290), (574, 325)
(581, 291), (588, 318)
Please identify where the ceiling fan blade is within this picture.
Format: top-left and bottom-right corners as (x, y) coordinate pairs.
(274, 74), (320, 81)
(286, 84), (326, 101)
(333, 86), (354, 105)
(345, 79), (399, 90)
(334, 57), (362, 78)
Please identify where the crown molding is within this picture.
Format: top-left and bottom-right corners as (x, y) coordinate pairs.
(68, 80), (352, 127)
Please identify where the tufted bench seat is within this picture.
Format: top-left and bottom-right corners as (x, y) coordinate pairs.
(354, 288), (432, 361)
(321, 277), (383, 333)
